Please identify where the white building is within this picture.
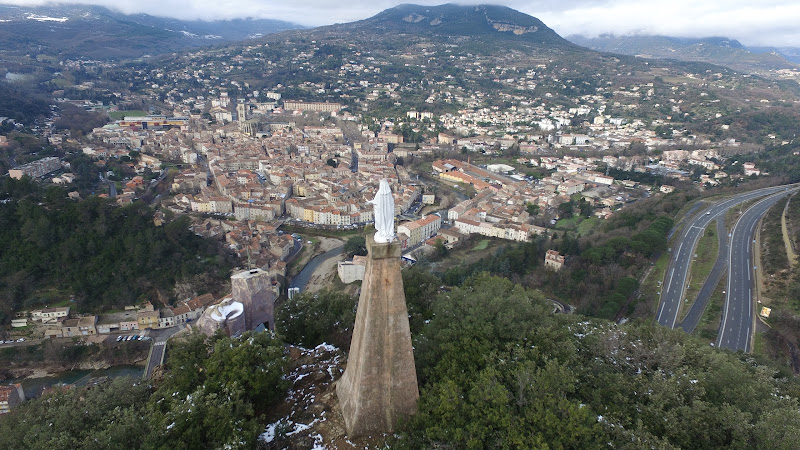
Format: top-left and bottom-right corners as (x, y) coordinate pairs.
(338, 256), (367, 284)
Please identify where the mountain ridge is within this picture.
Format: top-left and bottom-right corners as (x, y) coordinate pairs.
(568, 33), (798, 73)
(0, 3), (304, 59)
(309, 3), (578, 50)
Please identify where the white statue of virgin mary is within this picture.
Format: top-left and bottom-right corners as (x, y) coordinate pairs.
(367, 179), (395, 243)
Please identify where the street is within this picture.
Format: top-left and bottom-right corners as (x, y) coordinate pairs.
(143, 326), (183, 379)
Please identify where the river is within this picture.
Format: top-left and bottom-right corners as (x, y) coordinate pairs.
(289, 245), (344, 291)
(10, 365), (144, 399)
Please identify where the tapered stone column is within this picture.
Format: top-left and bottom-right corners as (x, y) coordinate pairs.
(336, 235), (419, 436)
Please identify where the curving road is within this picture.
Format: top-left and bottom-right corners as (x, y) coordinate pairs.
(717, 188), (798, 351)
(680, 216), (728, 333)
(657, 185), (796, 329)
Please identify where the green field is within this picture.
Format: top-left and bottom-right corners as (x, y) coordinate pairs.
(695, 275), (726, 342)
(555, 216), (581, 230)
(642, 250), (670, 300)
(577, 217), (600, 236)
(472, 239), (490, 250)
(555, 216), (600, 236)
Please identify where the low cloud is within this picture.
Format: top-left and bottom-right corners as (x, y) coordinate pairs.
(2, 0), (799, 47)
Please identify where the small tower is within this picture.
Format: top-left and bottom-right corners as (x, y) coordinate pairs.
(236, 102), (247, 122)
(230, 268), (274, 330)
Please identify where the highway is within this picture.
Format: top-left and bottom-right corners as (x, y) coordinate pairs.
(717, 189), (797, 351)
(657, 185), (795, 329)
(680, 216), (727, 333)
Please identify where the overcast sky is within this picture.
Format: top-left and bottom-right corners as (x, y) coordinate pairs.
(3, 0), (800, 47)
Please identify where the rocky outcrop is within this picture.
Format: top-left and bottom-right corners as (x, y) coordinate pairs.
(489, 20), (539, 35)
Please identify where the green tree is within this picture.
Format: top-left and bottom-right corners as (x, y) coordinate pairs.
(344, 235), (367, 257)
(147, 331), (288, 449)
(434, 238), (448, 258)
(276, 290), (357, 350)
(558, 200), (574, 219)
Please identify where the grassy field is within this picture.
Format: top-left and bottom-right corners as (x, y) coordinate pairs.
(642, 251), (670, 297)
(25, 288), (73, 309)
(681, 225), (719, 320)
(695, 275), (726, 342)
(434, 235), (509, 275)
(472, 239), (490, 251)
(554, 215), (600, 235)
(752, 332), (767, 358)
(109, 110), (148, 119)
(577, 217), (600, 236)
(555, 216), (581, 230)
(760, 197), (790, 277)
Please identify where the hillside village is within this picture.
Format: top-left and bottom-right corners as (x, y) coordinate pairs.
(13, 66), (773, 282)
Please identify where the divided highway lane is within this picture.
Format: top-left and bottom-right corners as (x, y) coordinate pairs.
(717, 188), (799, 352)
(657, 184), (796, 329)
(680, 216), (727, 333)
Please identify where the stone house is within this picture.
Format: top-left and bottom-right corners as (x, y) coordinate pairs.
(544, 250), (565, 271)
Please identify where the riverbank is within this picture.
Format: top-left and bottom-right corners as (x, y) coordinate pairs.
(0, 337), (149, 382)
(289, 239), (345, 293)
(304, 252), (343, 293)
(9, 364), (145, 399)
(288, 237), (344, 277)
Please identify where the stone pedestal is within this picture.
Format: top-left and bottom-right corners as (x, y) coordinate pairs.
(336, 235), (419, 436)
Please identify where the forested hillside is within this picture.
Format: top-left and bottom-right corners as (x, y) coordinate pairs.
(0, 331), (287, 449)
(400, 274), (800, 448)
(4, 273), (800, 448)
(433, 191), (694, 320)
(0, 177), (234, 322)
(0, 84), (50, 127)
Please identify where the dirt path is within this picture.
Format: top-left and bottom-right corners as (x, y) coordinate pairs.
(781, 194), (798, 267)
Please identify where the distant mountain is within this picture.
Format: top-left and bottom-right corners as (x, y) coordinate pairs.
(747, 46), (800, 65)
(306, 3), (579, 51)
(568, 34), (797, 74)
(0, 3), (303, 60)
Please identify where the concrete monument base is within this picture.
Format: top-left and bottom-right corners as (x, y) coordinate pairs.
(336, 235), (419, 436)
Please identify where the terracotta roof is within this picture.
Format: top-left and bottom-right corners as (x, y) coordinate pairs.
(0, 385), (20, 402)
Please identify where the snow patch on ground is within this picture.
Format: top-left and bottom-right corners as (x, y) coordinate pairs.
(26, 14), (68, 22)
(259, 344), (350, 447)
